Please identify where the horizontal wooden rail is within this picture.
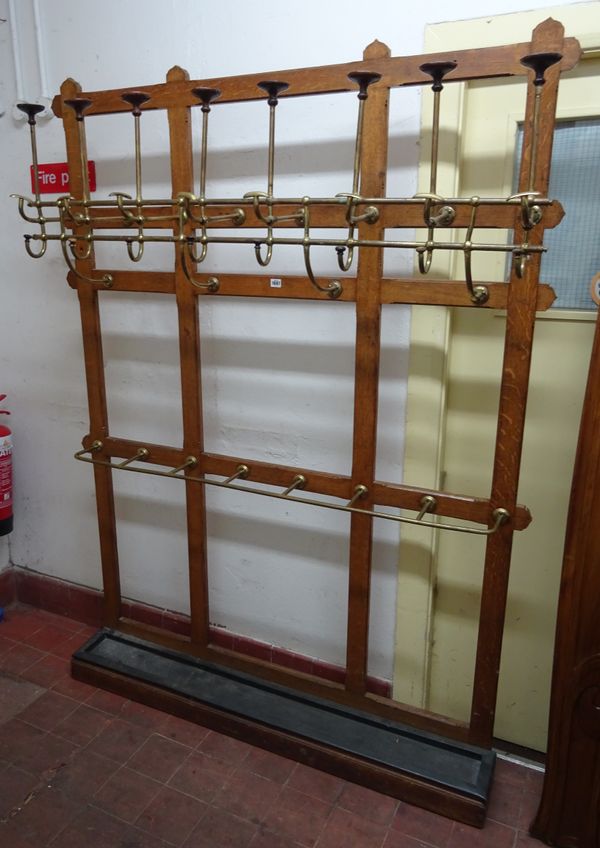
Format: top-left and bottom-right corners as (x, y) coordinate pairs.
(52, 39), (580, 117)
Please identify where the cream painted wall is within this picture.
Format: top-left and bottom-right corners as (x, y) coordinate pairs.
(0, 0), (585, 678)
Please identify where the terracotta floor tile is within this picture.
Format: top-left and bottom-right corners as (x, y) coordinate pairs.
(212, 770), (282, 825)
(93, 766), (162, 823)
(493, 759), (529, 789)
(524, 769), (544, 794)
(240, 747), (297, 784)
(198, 730), (254, 765)
(316, 806), (388, 848)
(50, 748), (119, 800)
(35, 609), (85, 634)
(136, 784), (207, 844)
(14, 729), (77, 775)
(158, 713), (210, 748)
(7, 785), (83, 845)
(49, 632), (94, 660)
(518, 790), (542, 832)
(287, 763), (344, 804)
(448, 820), (517, 848)
(0, 643), (45, 676)
(384, 831), (436, 848)
(169, 750), (235, 802)
(0, 610), (45, 641)
(487, 778), (526, 827)
(87, 717), (150, 763)
(0, 634), (17, 655)
(53, 704), (112, 746)
(85, 688), (128, 716)
(17, 690), (78, 731)
(250, 829), (306, 848)
(337, 782), (399, 826)
(0, 718), (46, 764)
(0, 765), (39, 818)
(119, 700), (169, 732)
(183, 806), (257, 848)
(515, 831), (547, 846)
(21, 653), (68, 688)
(0, 674), (45, 724)
(0, 820), (39, 848)
(54, 804), (168, 848)
(22, 622), (75, 653)
(262, 785), (331, 846)
(391, 801), (454, 847)
(52, 672), (97, 701)
(128, 733), (192, 782)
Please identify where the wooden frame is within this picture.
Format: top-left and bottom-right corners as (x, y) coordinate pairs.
(41, 18), (578, 822)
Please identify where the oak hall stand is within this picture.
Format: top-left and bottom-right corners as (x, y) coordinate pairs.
(13, 18), (579, 827)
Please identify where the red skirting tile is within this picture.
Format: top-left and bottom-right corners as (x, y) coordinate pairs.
(0, 567), (16, 608)
(8, 566), (393, 698)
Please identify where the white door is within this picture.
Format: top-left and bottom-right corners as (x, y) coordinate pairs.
(394, 4), (600, 751)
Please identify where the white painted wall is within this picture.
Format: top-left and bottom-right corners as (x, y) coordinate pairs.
(0, 0), (584, 677)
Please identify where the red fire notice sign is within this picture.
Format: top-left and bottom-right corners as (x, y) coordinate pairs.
(30, 162), (96, 194)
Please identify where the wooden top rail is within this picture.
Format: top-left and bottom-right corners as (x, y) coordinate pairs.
(52, 37), (580, 117)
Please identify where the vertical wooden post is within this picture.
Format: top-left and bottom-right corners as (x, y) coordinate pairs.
(345, 40), (390, 695)
(469, 19), (566, 746)
(60, 77), (121, 626)
(166, 67), (210, 648)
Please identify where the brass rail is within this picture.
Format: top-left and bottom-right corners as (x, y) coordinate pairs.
(75, 442), (510, 537)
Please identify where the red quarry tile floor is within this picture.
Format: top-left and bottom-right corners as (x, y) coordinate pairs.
(0, 604), (546, 848)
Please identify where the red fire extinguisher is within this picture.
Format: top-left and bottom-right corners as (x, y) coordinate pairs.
(0, 395), (12, 537)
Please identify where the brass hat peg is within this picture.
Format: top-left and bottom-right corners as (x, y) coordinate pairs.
(63, 98), (93, 121)
(520, 52), (562, 86)
(419, 60), (458, 91)
(257, 80), (289, 106)
(16, 102), (46, 125)
(191, 87), (221, 112)
(347, 71), (382, 99)
(121, 91), (151, 115)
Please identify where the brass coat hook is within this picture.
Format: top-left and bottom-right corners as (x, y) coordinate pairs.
(512, 51), (562, 278)
(335, 71), (382, 274)
(417, 59), (458, 274)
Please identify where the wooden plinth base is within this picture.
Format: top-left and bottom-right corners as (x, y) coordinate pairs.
(72, 628), (495, 827)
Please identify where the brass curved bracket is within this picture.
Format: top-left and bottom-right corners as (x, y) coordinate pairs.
(463, 196), (488, 304)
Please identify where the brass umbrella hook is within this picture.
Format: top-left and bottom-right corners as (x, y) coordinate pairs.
(335, 71), (382, 273)
(251, 80), (290, 267)
(512, 51), (562, 279)
(119, 91), (151, 262)
(417, 60), (457, 275)
(16, 103), (49, 258)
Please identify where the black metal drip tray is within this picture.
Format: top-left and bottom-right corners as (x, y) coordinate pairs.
(74, 629), (494, 802)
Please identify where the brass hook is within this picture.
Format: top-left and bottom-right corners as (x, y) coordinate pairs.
(169, 456), (198, 475)
(463, 196), (488, 304)
(11, 194), (44, 225)
(282, 474), (307, 496)
(416, 238), (434, 274)
(223, 464), (250, 484)
(347, 484), (368, 508)
(302, 200), (342, 299)
(416, 495), (437, 521)
(117, 447), (149, 468)
(24, 233), (47, 259)
(186, 235), (208, 264)
(179, 238), (219, 291)
(520, 52), (562, 194)
(58, 231), (113, 288)
(16, 103), (50, 254)
(125, 236), (144, 262)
